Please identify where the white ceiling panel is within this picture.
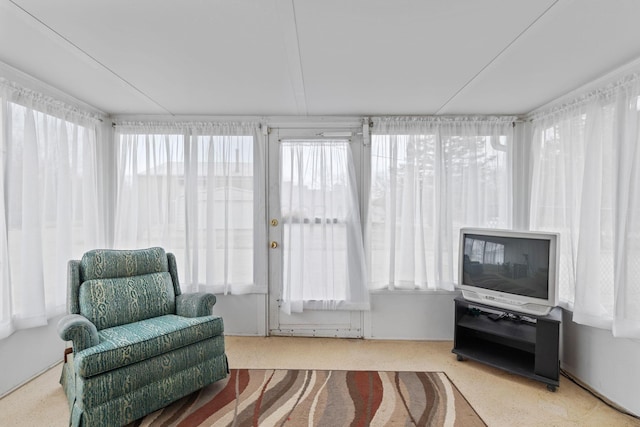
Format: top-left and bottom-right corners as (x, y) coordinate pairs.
(2, 0), (640, 117)
(0, 1), (166, 114)
(8, 0), (300, 115)
(438, 0), (640, 115)
(294, 0), (557, 115)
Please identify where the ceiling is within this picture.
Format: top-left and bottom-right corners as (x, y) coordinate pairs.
(2, 0), (640, 117)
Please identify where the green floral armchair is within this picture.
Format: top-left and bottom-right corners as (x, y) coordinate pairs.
(57, 247), (228, 427)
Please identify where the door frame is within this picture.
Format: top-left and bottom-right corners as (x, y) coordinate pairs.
(266, 124), (370, 337)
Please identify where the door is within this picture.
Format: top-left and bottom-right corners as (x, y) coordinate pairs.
(267, 127), (368, 337)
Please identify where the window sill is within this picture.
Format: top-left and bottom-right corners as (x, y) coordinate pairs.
(369, 288), (460, 296)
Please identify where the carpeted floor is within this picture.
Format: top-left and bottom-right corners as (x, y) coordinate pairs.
(1, 336), (639, 426)
(127, 369), (485, 426)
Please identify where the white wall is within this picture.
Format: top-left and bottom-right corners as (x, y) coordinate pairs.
(212, 292), (457, 341)
(561, 311), (640, 417)
(0, 314), (66, 397)
(212, 294), (268, 336)
(365, 291), (456, 340)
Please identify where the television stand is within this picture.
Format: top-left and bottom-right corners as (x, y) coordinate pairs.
(452, 295), (562, 391)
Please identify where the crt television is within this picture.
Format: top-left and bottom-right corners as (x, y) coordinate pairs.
(457, 228), (560, 316)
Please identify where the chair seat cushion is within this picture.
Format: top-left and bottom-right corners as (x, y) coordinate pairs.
(74, 314), (224, 378)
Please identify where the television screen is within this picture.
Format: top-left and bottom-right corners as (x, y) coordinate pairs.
(461, 233), (551, 300)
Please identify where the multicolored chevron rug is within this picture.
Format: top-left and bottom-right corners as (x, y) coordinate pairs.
(130, 369), (486, 426)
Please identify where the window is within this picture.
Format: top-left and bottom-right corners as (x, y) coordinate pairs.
(278, 140), (369, 312)
(0, 96), (101, 339)
(367, 118), (513, 291)
(114, 123), (266, 295)
(529, 76), (640, 338)
(465, 238), (505, 265)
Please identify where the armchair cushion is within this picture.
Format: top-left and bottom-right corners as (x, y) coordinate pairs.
(79, 272), (176, 330)
(176, 292), (217, 317)
(57, 314), (99, 352)
(76, 336), (226, 408)
(74, 314), (224, 378)
(80, 247), (169, 280)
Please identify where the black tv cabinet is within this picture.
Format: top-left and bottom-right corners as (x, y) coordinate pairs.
(452, 295), (562, 391)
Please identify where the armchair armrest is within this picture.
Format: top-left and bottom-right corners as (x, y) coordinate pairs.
(57, 314), (99, 353)
(176, 293), (217, 317)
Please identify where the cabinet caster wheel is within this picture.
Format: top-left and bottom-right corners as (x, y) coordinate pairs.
(456, 355), (465, 362)
(546, 385), (557, 392)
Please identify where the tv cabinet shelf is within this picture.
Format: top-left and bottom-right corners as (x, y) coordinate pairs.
(452, 296), (562, 391)
(456, 314), (536, 344)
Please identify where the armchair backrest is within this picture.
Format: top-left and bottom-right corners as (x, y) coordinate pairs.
(68, 247), (183, 330)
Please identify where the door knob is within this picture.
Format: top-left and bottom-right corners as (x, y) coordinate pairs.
(271, 241), (278, 249)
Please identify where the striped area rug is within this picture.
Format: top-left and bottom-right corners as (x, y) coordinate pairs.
(132, 369), (486, 427)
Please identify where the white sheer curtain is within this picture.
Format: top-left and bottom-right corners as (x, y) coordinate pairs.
(113, 122), (266, 295)
(367, 117), (513, 291)
(529, 74), (640, 338)
(279, 140), (369, 313)
(0, 80), (103, 339)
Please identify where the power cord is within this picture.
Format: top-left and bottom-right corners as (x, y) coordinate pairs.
(559, 368), (640, 420)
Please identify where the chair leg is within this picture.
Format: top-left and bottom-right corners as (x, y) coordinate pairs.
(64, 347), (73, 363)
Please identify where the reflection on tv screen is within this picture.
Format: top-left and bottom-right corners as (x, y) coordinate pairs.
(462, 234), (550, 299)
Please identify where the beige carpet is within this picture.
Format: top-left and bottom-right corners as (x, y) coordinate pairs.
(1, 336), (639, 426)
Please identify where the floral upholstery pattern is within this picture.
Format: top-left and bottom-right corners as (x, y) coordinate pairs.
(58, 247), (228, 427)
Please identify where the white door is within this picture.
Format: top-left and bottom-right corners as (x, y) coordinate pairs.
(267, 127), (368, 337)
